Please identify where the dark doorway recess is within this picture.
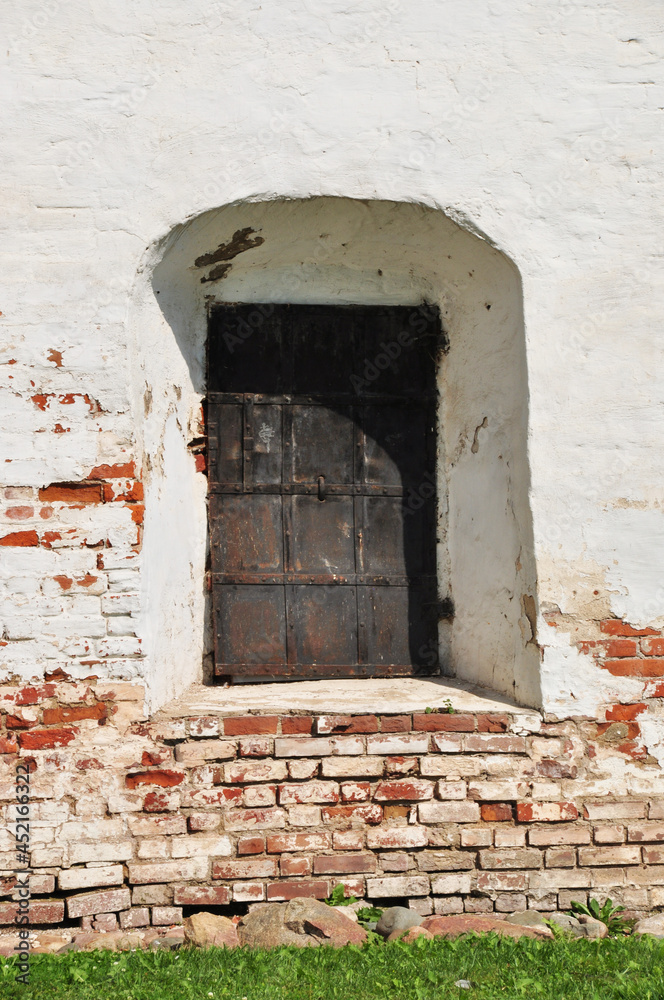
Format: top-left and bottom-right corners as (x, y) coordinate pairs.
(207, 303), (442, 681)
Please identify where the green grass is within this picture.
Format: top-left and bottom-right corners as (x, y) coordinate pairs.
(1, 934), (663, 1000)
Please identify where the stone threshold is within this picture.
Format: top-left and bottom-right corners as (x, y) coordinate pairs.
(155, 676), (536, 719)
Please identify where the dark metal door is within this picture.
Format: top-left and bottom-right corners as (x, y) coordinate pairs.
(207, 304), (440, 680)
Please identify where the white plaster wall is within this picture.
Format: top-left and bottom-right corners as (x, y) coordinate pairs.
(1, 0), (663, 712)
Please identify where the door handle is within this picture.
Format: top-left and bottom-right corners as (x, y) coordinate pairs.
(317, 475), (326, 501)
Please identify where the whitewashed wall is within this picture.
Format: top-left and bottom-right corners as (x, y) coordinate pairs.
(1, 1), (663, 715)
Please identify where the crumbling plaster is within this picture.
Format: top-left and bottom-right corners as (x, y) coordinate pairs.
(1, 1), (662, 716)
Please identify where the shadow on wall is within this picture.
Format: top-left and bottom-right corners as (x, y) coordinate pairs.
(138, 197), (540, 708)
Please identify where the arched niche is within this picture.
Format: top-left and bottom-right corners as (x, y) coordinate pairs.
(129, 197), (540, 710)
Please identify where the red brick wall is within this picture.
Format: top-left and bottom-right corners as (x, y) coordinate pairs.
(1, 682), (664, 929)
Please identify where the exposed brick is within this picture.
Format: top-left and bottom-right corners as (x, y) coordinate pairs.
(333, 830), (365, 850)
(288, 805), (322, 826)
(238, 836), (265, 855)
(322, 803), (383, 825)
(0, 530), (39, 547)
(279, 782), (339, 805)
(366, 875), (429, 897)
(366, 826), (428, 850)
(125, 770), (185, 789)
(174, 740), (236, 765)
(275, 736), (364, 757)
(516, 802), (578, 822)
(366, 733), (429, 755)
(67, 887), (131, 919)
(42, 703), (106, 725)
(225, 760), (287, 783)
(266, 881), (328, 901)
(463, 735), (527, 753)
(234, 882), (265, 902)
(0, 735), (18, 753)
(419, 801), (480, 823)
(650, 802), (664, 820)
(213, 857), (279, 879)
(239, 737), (272, 757)
(382, 853), (411, 872)
(479, 848), (542, 869)
(476, 872), (527, 892)
(413, 714), (475, 732)
(603, 639), (638, 657)
(430, 734), (464, 753)
(340, 781), (371, 802)
(18, 727), (78, 749)
(224, 808), (287, 831)
(480, 803), (512, 822)
(171, 835), (232, 858)
(494, 829), (526, 847)
(173, 885), (231, 906)
(320, 756), (384, 778)
(469, 781), (525, 802)
(605, 704), (647, 722)
(527, 824), (591, 847)
(380, 716), (412, 732)
(627, 823), (664, 842)
(0, 898), (63, 925)
(59, 866), (124, 890)
(577, 846), (641, 866)
(316, 715), (378, 734)
(188, 716), (221, 737)
(127, 815), (187, 837)
(545, 847), (576, 867)
(267, 833), (332, 853)
(477, 714), (509, 733)
(224, 716), (278, 736)
(461, 829), (492, 847)
(281, 856), (311, 877)
(119, 907), (150, 928)
(583, 801), (647, 820)
(288, 759), (319, 780)
(143, 791), (181, 812)
(188, 813), (221, 832)
(127, 860), (208, 884)
(594, 825), (625, 844)
(642, 846), (664, 864)
(152, 906), (182, 926)
(603, 658), (664, 677)
(436, 781), (467, 799)
(281, 717), (313, 735)
(313, 854), (377, 874)
(385, 755), (418, 775)
(375, 779), (434, 801)
(431, 873), (472, 894)
(642, 637), (664, 656)
(600, 620), (658, 636)
(417, 851), (475, 871)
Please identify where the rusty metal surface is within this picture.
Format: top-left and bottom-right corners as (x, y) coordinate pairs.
(208, 304), (440, 680)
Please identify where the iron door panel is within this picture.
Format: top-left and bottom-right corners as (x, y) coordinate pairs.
(291, 406), (354, 484)
(215, 584), (287, 668)
(292, 307), (357, 394)
(250, 404), (283, 485)
(362, 406), (431, 487)
(208, 306), (285, 394)
(290, 496), (356, 576)
(289, 585), (358, 665)
(208, 403), (243, 485)
(210, 495), (283, 574)
(360, 586), (437, 668)
(360, 497), (409, 577)
(361, 310), (437, 397)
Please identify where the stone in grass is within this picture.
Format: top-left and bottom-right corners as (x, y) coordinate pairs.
(238, 898), (367, 949)
(376, 906), (423, 939)
(59, 931), (145, 953)
(547, 913), (582, 935)
(504, 911), (548, 928)
(575, 915), (608, 939)
(387, 926), (434, 943)
(633, 915), (664, 939)
(183, 913), (239, 949)
(421, 915), (552, 941)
